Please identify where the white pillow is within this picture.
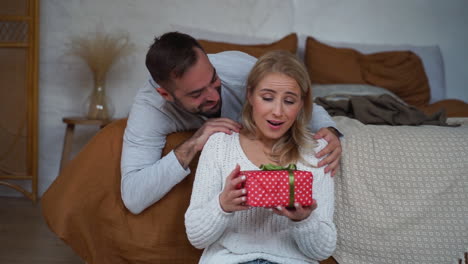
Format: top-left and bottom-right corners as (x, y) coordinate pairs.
(298, 34), (445, 104)
(312, 84), (407, 105)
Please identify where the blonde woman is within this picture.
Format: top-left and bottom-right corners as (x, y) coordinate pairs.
(185, 50), (336, 264)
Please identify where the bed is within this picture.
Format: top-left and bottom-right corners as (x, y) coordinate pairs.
(333, 116), (467, 263)
(191, 29), (468, 263)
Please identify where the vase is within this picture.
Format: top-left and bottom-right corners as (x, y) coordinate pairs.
(83, 79), (115, 120)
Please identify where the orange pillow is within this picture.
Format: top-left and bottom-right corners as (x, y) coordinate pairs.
(305, 37), (364, 84)
(361, 51), (430, 107)
(199, 33), (297, 58)
(305, 36), (431, 107)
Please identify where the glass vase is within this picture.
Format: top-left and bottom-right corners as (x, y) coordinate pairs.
(83, 79), (115, 120)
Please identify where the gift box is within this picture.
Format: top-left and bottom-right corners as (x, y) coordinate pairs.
(239, 164), (313, 208)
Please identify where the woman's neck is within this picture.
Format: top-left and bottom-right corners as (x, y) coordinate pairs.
(241, 129), (275, 149)
(239, 129), (278, 167)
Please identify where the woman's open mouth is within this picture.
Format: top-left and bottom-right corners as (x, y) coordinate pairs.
(267, 120), (284, 130)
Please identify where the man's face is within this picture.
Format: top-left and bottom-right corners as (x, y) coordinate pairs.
(159, 48), (222, 118)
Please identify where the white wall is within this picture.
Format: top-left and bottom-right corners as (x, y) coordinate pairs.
(294, 0), (468, 101)
(1, 0), (467, 197)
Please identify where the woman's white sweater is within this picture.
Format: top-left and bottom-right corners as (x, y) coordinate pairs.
(185, 132), (336, 264)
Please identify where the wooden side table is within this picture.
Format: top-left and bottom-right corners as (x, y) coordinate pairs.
(59, 117), (112, 172)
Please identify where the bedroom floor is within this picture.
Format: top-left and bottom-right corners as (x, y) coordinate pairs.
(0, 196), (340, 264)
(0, 197), (83, 264)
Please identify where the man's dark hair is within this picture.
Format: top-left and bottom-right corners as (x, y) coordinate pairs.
(145, 32), (205, 87)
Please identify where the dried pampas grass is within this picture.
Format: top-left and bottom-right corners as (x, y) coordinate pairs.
(67, 28), (135, 85)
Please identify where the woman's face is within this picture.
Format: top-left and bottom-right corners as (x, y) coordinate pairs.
(248, 72), (303, 143)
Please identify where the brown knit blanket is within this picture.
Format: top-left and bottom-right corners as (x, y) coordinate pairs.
(315, 94), (456, 126)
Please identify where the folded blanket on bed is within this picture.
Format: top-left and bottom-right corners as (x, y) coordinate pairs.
(315, 94), (456, 126)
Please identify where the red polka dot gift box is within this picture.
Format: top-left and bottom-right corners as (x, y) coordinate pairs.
(238, 164), (313, 208)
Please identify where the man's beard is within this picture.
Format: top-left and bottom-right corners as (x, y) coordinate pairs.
(173, 97), (222, 118)
(200, 101), (222, 118)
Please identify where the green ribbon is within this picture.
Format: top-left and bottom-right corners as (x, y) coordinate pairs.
(259, 164), (297, 208)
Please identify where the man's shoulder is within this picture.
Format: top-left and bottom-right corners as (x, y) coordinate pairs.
(134, 79), (166, 108)
(208, 50), (256, 62)
(208, 51), (256, 76)
(130, 83), (172, 122)
(125, 80), (177, 136)
(208, 51), (256, 100)
(127, 79), (208, 138)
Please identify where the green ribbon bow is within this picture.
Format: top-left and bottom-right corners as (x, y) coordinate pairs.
(259, 164), (297, 208)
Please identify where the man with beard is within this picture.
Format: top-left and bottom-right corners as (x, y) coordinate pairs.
(121, 32), (342, 214)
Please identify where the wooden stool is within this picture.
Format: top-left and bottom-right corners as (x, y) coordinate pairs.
(59, 117), (112, 172)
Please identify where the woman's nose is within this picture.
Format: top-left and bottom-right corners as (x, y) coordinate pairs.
(272, 101), (283, 117)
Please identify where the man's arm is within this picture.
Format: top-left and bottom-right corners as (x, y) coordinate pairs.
(121, 107), (190, 214)
(121, 84), (242, 214)
(310, 103), (337, 132)
(122, 116), (241, 214)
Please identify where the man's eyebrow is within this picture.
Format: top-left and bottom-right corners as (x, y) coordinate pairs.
(187, 87), (204, 96)
(186, 68), (218, 96)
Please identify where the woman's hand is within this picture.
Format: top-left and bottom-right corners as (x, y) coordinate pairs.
(314, 127), (342, 177)
(272, 200), (318, 222)
(219, 164), (250, 213)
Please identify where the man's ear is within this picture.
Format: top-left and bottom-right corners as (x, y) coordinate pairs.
(156, 87), (174, 102)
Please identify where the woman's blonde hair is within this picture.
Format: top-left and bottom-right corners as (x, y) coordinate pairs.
(241, 50), (317, 166)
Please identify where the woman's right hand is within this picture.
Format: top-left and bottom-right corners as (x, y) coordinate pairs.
(219, 164), (250, 213)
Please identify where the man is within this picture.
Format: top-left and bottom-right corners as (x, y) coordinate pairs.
(121, 32), (342, 214)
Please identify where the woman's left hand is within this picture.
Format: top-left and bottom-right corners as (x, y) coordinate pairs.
(272, 200), (317, 222)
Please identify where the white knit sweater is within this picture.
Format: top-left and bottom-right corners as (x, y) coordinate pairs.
(185, 132), (336, 264)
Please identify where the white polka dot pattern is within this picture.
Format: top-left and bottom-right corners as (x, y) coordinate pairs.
(332, 116), (468, 264)
(239, 170), (313, 207)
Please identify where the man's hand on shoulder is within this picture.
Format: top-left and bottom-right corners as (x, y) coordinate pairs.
(313, 127), (342, 177)
(174, 118), (242, 169)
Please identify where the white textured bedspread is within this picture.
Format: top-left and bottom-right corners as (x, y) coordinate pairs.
(332, 116), (468, 264)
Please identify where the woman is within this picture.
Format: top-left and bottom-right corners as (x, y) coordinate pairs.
(185, 50), (336, 264)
